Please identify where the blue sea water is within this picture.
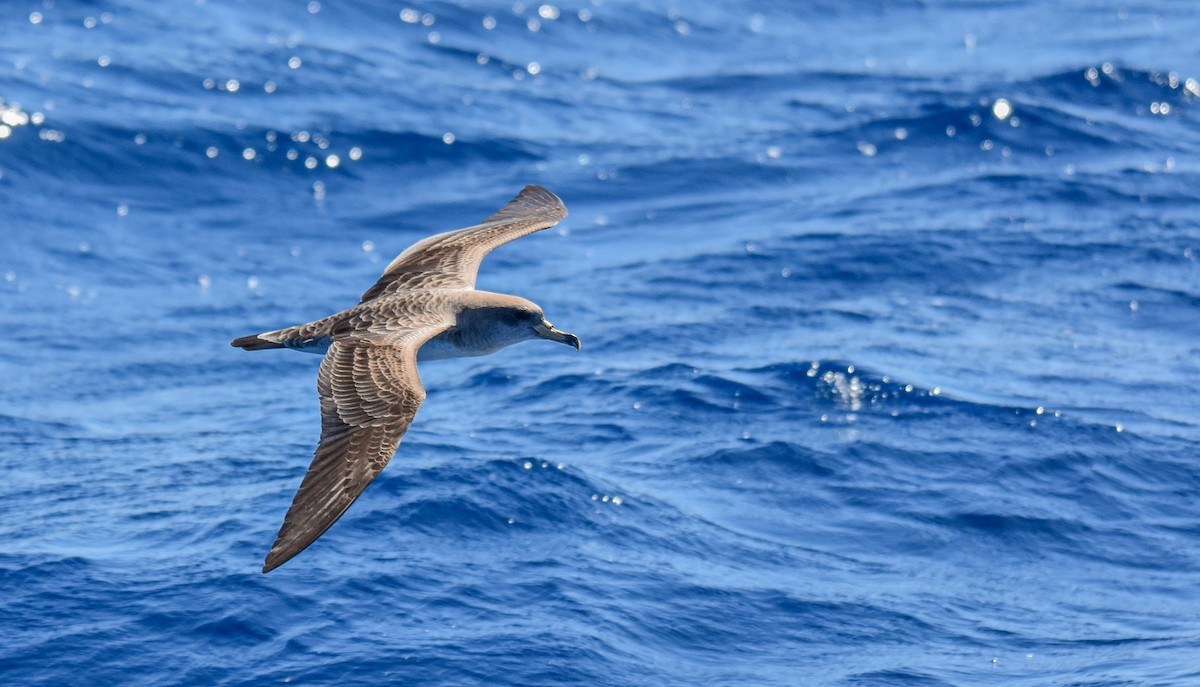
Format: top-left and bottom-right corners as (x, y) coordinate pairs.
(3, 0), (1200, 684)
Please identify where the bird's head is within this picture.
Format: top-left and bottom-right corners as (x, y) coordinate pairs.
(505, 301), (581, 351)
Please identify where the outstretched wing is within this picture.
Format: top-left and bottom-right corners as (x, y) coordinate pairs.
(360, 185), (568, 301)
(262, 333), (438, 572)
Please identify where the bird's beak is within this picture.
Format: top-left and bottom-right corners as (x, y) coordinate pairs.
(534, 320), (581, 351)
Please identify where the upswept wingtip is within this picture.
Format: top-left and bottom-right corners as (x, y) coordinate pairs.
(521, 184), (567, 216)
(481, 184), (567, 225)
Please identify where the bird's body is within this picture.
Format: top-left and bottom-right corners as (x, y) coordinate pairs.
(232, 185), (578, 573)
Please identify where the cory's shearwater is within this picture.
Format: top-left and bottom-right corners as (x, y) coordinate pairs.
(232, 185), (578, 573)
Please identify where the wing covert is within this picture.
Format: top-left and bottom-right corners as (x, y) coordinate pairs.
(360, 185), (567, 300)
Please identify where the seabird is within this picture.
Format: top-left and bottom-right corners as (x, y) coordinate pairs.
(232, 185), (579, 573)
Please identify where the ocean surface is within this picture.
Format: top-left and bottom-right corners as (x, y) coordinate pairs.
(3, 1), (1200, 685)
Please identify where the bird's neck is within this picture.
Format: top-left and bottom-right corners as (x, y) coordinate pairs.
(416, 291), (536, 361)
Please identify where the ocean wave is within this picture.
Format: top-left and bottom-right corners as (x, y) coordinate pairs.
(349, 456), (631, 537)
(7, 2), (1200, 684)
(810, 65), (1200, 165)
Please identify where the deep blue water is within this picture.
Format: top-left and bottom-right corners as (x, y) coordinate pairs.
(3, 1), (1200, 685)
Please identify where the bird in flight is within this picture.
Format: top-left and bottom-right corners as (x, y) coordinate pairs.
(232, 185), (579, 573)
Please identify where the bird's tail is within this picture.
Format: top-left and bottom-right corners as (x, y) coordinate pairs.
(231, 333), (286, 350)
(231, 314), (341, 353)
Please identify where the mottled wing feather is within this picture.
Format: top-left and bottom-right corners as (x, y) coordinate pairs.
(360, 185), (568, 300)
(262, 335), (435, 572)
